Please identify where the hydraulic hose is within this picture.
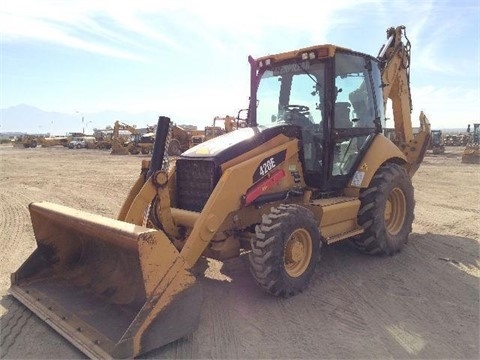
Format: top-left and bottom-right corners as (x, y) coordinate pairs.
(147, 116), (171, 179)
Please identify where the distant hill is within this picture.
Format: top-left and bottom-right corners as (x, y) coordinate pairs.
(0, 104), (161, 136)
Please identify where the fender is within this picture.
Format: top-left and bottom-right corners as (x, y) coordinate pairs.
(347, 134), (407, 191)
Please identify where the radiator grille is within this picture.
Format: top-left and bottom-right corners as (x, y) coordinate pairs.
(176, 159), (219, 212)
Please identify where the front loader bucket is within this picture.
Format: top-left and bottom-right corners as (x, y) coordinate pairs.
(10, 201), (201, 359)
(110, 146), (129, 155)
(461, 146), (480, 164)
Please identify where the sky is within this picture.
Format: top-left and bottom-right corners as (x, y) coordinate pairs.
(1, 0), (479, 133)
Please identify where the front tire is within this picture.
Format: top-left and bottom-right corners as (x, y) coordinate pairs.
(129, 147), (140, 155)
(352, 163), (414, 255)
(168, 139), (181, 156)
(249, 204), (321, 297)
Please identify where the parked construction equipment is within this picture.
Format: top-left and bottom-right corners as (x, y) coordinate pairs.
(110, 121), (195, 156)
(167, 125), (193, 155)
(10, 25), (430, 358)
(462, 123), (480, 164)
(429, 130), (445, 154)
(190, 115), (243, 146)
(127, 132), (155, 154)
(87, 130), (113, 150)
(110, 120), (139, 155)
(42, 136), (70, 147)
(14, 135), (70, 148)
(16, 135), (39, 148)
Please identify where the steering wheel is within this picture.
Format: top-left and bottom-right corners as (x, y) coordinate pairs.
(283, 104), (312, 126)
(285, 104), (310, 114)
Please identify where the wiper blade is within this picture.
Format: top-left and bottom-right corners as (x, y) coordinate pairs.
(296, 60), (321, 93)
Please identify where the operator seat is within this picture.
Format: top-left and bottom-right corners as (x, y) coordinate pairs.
(334, 102), (352, 128)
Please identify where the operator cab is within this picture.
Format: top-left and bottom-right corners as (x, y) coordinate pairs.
(249, 47), (386, 194)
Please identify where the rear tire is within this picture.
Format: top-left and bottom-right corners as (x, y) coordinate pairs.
(352, 163), (414, 255)
(249, 204), (321, 297)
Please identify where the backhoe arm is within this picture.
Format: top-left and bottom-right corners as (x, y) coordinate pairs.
(378, 25), (413, 143)
(378, 25), (431, 176)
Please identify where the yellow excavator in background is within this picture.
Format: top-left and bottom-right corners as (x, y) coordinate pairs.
(10, 25), (430, 358)
(110, 120), (139, 155)
(462, 123), (480, 164)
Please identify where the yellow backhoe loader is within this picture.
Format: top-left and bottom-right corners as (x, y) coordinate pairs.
(10, 25), (430, 359)
(429, 129), (445, 154)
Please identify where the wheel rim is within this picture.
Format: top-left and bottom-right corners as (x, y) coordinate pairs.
(284, 228), (313, 278)
(384, 187), (406, 235)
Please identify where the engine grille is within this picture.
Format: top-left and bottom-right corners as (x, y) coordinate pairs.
(176, 159), (219, 212)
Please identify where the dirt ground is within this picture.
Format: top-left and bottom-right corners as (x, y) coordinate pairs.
(0, 144), (478, 359)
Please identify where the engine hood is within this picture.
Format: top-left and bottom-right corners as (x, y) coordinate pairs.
(182, 127), (258, 158)
(179, 124), (300, 165)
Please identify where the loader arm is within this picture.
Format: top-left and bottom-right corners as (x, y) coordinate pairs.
(117, 160), (150, 220)
(118, 135), (301, 268)
(179, 138), (300, 267)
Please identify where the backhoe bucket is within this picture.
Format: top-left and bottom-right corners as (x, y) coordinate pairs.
(10, 201), (201, 359)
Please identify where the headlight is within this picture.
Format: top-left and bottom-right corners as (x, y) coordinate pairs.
(301, 51), (316, 60)
(257, 58), (273, 68)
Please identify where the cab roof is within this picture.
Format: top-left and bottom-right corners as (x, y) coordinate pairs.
(255, 44), (353, 62)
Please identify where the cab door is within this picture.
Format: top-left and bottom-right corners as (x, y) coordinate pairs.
(322, 52), (385, 192)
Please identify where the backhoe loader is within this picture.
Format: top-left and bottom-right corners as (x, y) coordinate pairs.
(429, 130), (445, 154)
(10, 25), (430, 359)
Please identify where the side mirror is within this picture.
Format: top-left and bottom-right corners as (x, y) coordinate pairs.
(237, 108), (249, 121)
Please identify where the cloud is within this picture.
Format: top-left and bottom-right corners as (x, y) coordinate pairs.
(2, 0), (477, 130)
(0, 0), (371, 60)
(0, 1), (181, 60)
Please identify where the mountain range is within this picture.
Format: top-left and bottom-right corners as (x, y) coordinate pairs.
(0, 104), (164, 136)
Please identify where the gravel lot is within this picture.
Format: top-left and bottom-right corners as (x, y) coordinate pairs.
(0, 145), (478, 359)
